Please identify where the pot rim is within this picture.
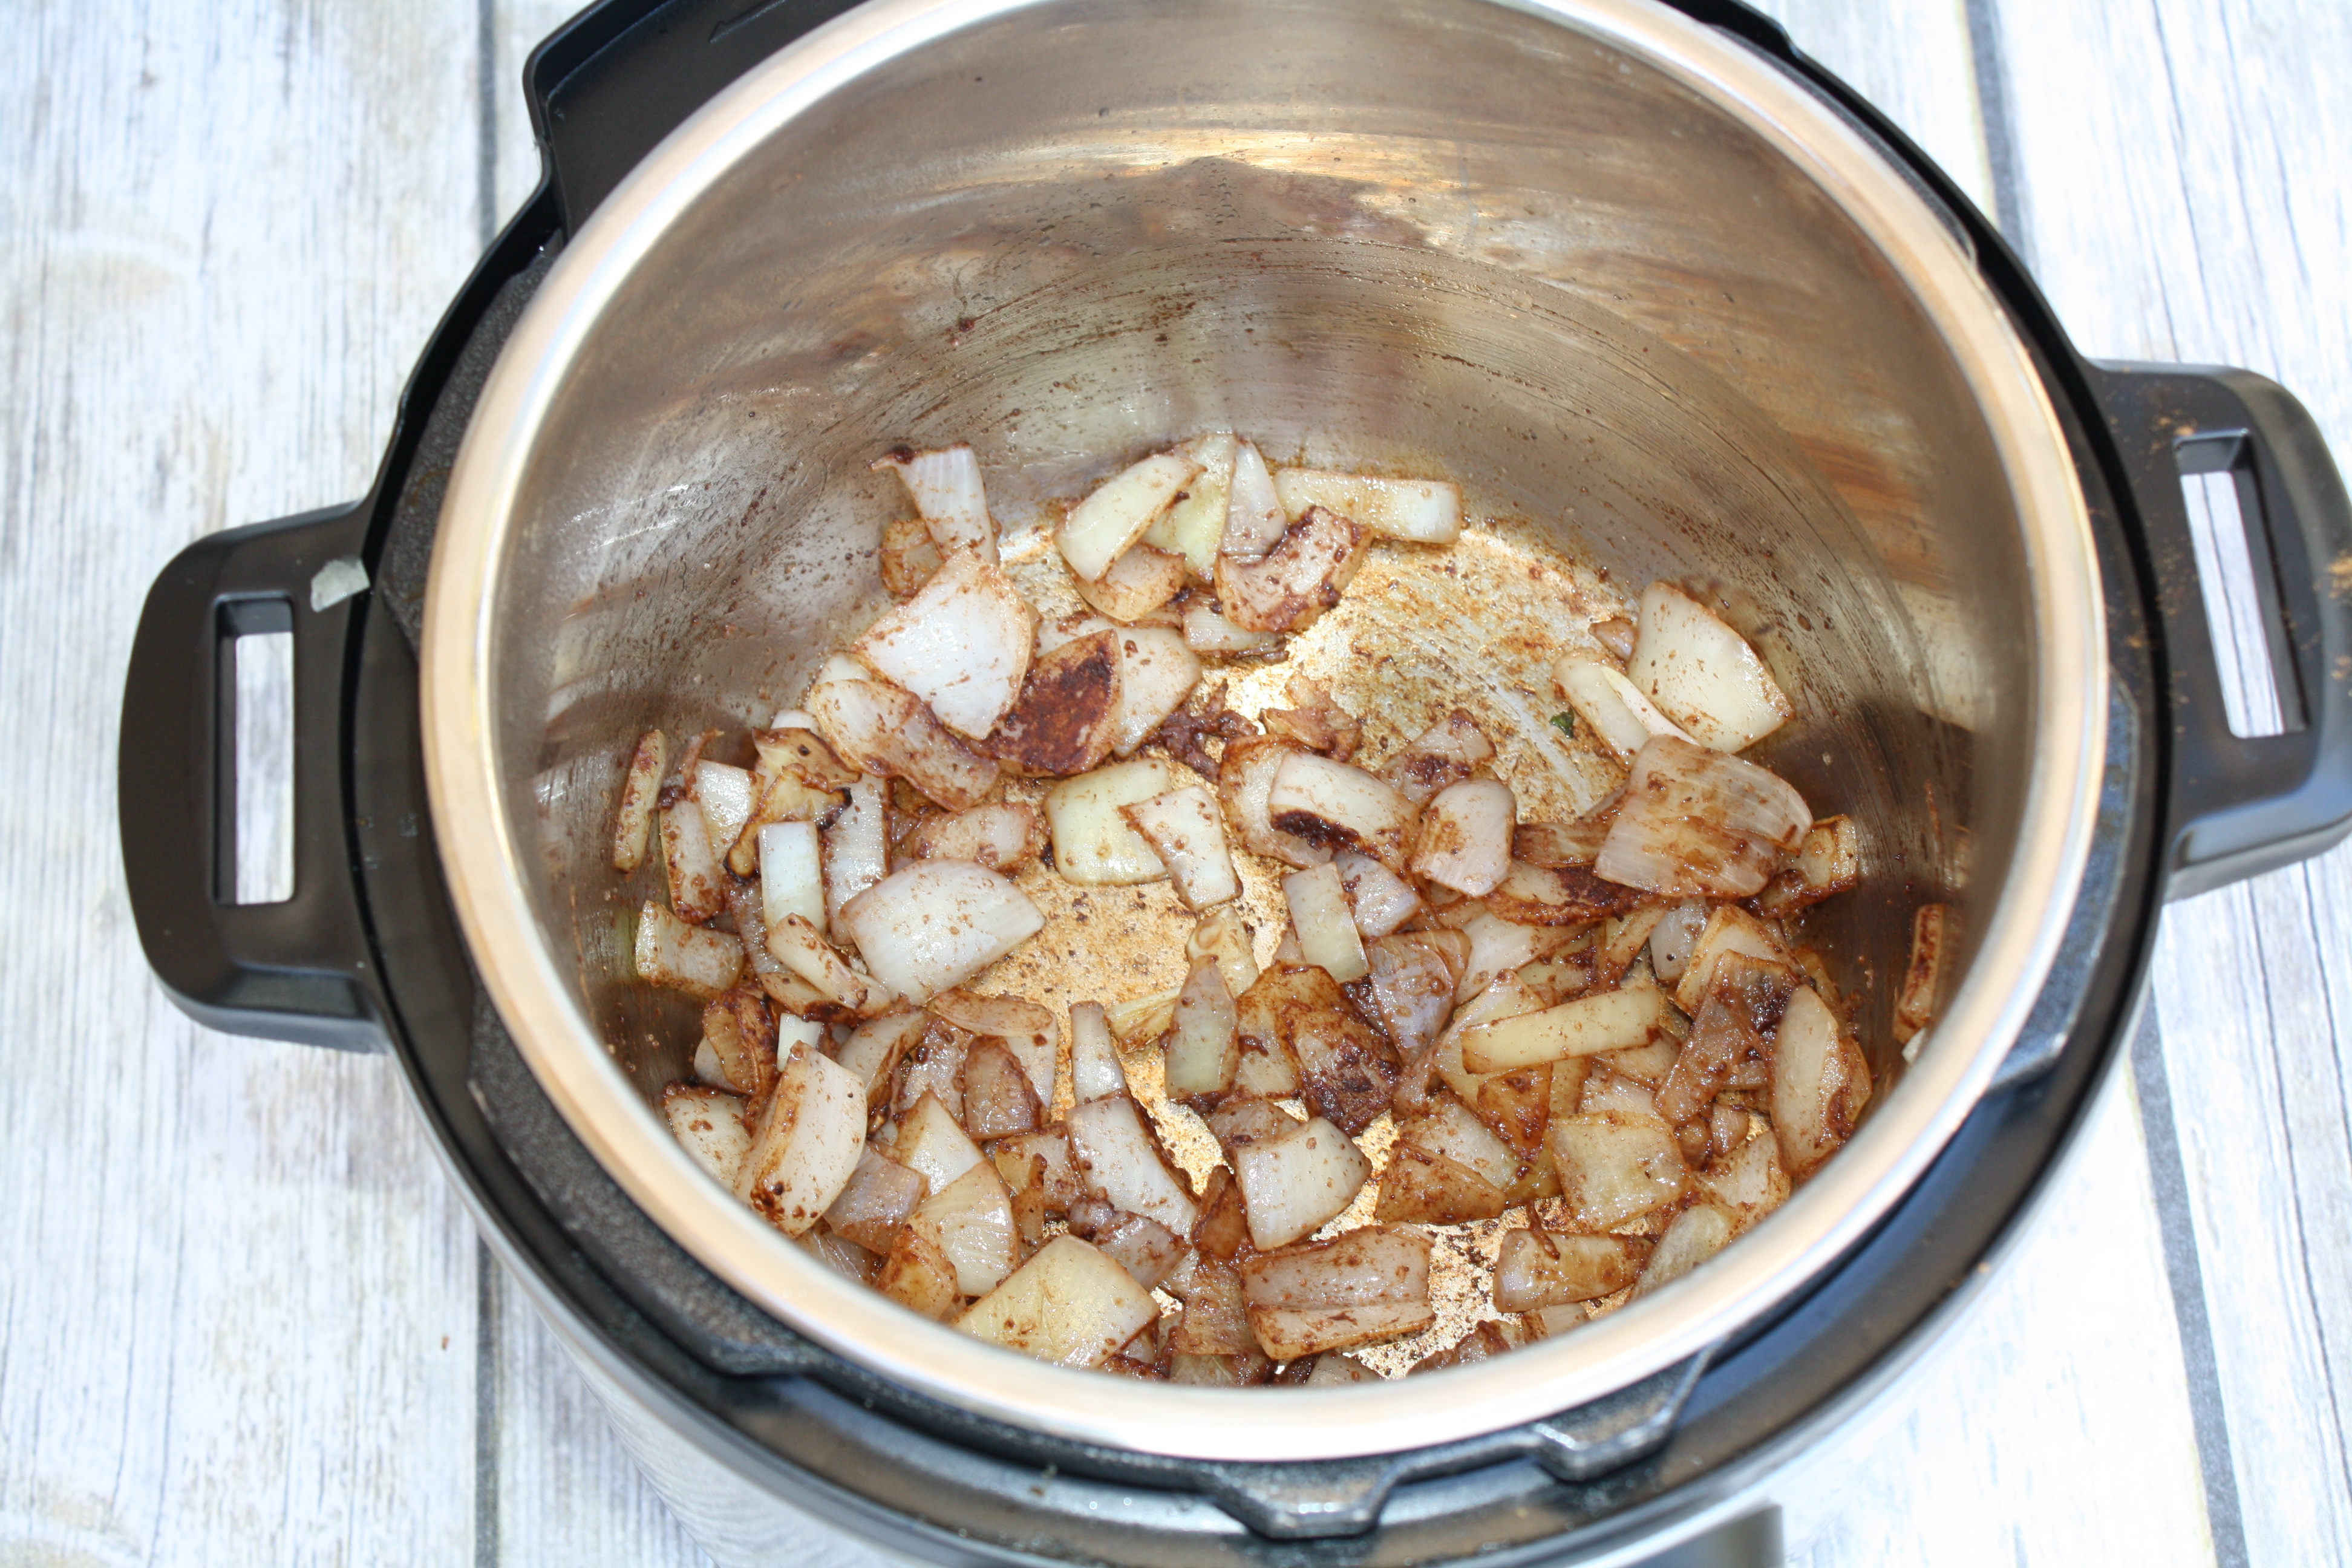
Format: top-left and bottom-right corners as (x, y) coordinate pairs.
(420, 0), (2106, 1462)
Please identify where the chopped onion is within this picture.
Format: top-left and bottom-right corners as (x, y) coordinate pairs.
(1410, 779), (1515, 895)
(1333, 850), (1420, 938)
(839, 860), (1045, 1002)
(1893, 903), (1949, 1045)
(1698, 1129), (1791, 1232)
(1043, 757), (1190, 884)
(1057, 451), (1201, 582)
(1771, 982), (1871, 1177)
(1451, 910), (1579, 1004)
(1187, 906), (1261, 1001)
(758, 821), (826, 938)
(1304, 1353), (1379, 1386)
(1672, 904), (1792, 1015)
(1063, 1001), (1129, 1104)
(1492, 1228), (1646, 1312)
(1144, 431), (1236, 580)
(1379, 711), (1495, 806)
(1399, 1093), (1517, 1191)
(1626, 581), (1792, 752)
(1457, 985), (1678, 1074)
(1240, 1227), (1432, 1362)
(832, 1010), (926, 1106)
(878, 512), (944, 598)
(851, 549), (1036, 740)
(634, 900), (743, 998)
(1066, 1094), (1198, 1232)
(910, 1161), (1018, 1296)
(822, 777), (889, 930)
(956, 1235), (1160, 1367)
(1075, 543), (1189, 623)
(695, 760), (757, 859)
(1093, 1212), (1191, 1291)
(960, 1039), (1043, 1140)
(872, 444), (996, 563)
(1120, 784), (1240, 909)
(1629, 1202), (1737, 1299)
(1373, 1144), (1507, 1224)
(1364, 934), (1457, 1060)
(991, 629), (1122, 777)
(805, 675), (999, 811)
(1163, 957), (1240, 1101)
(1272, 468), (1463, 544)
(1552, 657), (1694, 763)
(611, 730), (666, 872)
(1234, 1116), (1372, 1249)
(728, 765), (849, 875)
(1179, 592), (1279, 656)
(1283, 862), (1370, 983)
(929, 989), (1059, 1102)
(1217, 738), (1330, 867)
(1594, 735), (1809, 898)
(901, 802), (1045, 874)
(1107, 626), (1201, 756)
(895, 1089), (984, 1195)
(823, 1145), (926, 1253)
(1259, 673), (1360, 761)
(765, 913), (888, 1014)
(697, 990), (779, 1100)
(659, 802), (727, 924)
(1289, 1007), (1400, 1135)
(735, 1048), (866, 1236)
(1647, 898), (1711, 984)
(1267, 751), (1416, 873)
(1214, 506), (1369, 634)
(661, 1085), (751, 1188)
(1578, 1068), (1667, 1125)
(1214, 436), (1285, 560)
(1481, 860), (1641, 927)
(1756, 814), (1861, 915)
(877, 1229), (962, 1321)
(1549, 1113), (1688, 1229)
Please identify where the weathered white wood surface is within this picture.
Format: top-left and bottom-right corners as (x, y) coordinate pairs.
(0, 1), (2341, 1564)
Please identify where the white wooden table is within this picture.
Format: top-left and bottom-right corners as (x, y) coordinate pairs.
(4, 2), (2345, 1563)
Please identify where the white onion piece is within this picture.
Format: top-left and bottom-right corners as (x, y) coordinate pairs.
(851, 549), (1036, 740)
(910, 1161), (1018, 1296)
(1379, 711), (1494, 806)
(839, 860), (1044, 1002)
(1186, 906), (1260, 1001)
(1458, 986), (1679, 1074)
(1548, 1114), (1688, 1229)
(1044, 757), (1189, 884)
(758, 821), (826, 938)
(896, 1090), (984, 1196)
(928, 989), (1060, 1102)
(806, 653), (869, 697)
(1240, 1227), (1432, 1362)
(901, 802), (1044, 874)
(1282, 863), (1369, 984)
(1304, 1353), (1379, 1386)
(1595, 736), (1809, 898)
(769, 708), (817, 731)
(1069, 1001), (1127, 1102)
(1266, 752), (1416, 872)
(765, 913), (888, 1014)
(879, 512), (944, 598)
(1894, 903), (1949, 1045)
(1552, 658), (1694, 762)
(1163, 956), (1239, 1100)
(1120, 785), (1239, 909)
(1272, 468), (1463, 543)
(1364, 935), (1457, 1059)
(1771, 983), (1872, 1177)
(955, 1236), (1159, 1367)
(694, 760), (756, 858)
(1630, 1202), (1737, 1299)
(1647, 898), (1711, 984)
(1699, 1131), (1791, 1231)
(1403, 1095), (1518, 1191)
(872, 444), (996, 564)
(729, 765), (849, 876)
(1491, 1229), (1645, 1312)
(1074, 543), (1188, 622)
(1409, 779), (1515, 895)
(837, 1010), (927, 1105)
(1333, 849), (1420, 937)
(823, 1145), (926, 1253)
(1756, 814), (1861, 915)
(1179, 592), (1279, 656)
(1066, 1095), (1198, 1232)
(1627, 581), (1792, 752)
(734, 1048), (866, 1235)
(1108, 626), (1201, 755)
(661, 1085), (750, 1189)
(659, 802), (727, 924)
(1094, 1214), (1189, 1292)
(1233, 1116), (1371, 1250)
(1214, 506), (1369, 633)
(1221, 437), (1287, 557)
(878, 1229), (961, 1320)
(1578, 1068), (1667, 1125)
(634, 900), (743, 998)
(1057, 451), (1200, 581)
(611, 730), (666, 872)
(1450, 910), (1576, 1004)
(1144, 432), (1235, 580)
(805, 676), (999, 811)
(822, 777), (889, 930)
(1218, 739), (1330, 868)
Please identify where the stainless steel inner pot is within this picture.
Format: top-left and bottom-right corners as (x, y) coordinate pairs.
(422, 0), (2103, 1462)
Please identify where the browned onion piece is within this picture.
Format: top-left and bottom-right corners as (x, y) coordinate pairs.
(1240, 1227), (1432, 1362)
(1267, 752), (1417, 873)
(1213, 505), (1369, 633)
(1593, 736), (1809, 898)
(1259, 673), (1361, 760)
(806, 675), (1000, 811)
(1217, 737), (1329, 867)
(612, 730), (667, 872)
(1379, 711), (1495, 807)
(1894, 903), (1949, 1047)
(1491, 1228), (1647, 1312)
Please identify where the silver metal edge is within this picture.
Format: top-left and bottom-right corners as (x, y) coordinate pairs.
(420, 0), (2106, 1462)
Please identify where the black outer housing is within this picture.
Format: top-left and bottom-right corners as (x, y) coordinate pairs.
(116, 0), (2352, 1561)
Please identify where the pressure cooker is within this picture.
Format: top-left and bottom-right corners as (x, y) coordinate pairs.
(120, 0), (2352, 1563)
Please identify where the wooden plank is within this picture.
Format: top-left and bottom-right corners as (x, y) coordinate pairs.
(1988, 1), (2352, 1564)
(0, 0), (490, 1562)
(1783, 1062), (2215, 1566)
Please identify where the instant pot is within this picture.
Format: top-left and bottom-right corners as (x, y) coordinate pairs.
(121, 0), (2352, 1563)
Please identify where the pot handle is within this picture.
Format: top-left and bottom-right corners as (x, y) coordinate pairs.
(119, 503), (385, 1048)
(519, 0), (862, 233)
(2091, 362), (2352, 899)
